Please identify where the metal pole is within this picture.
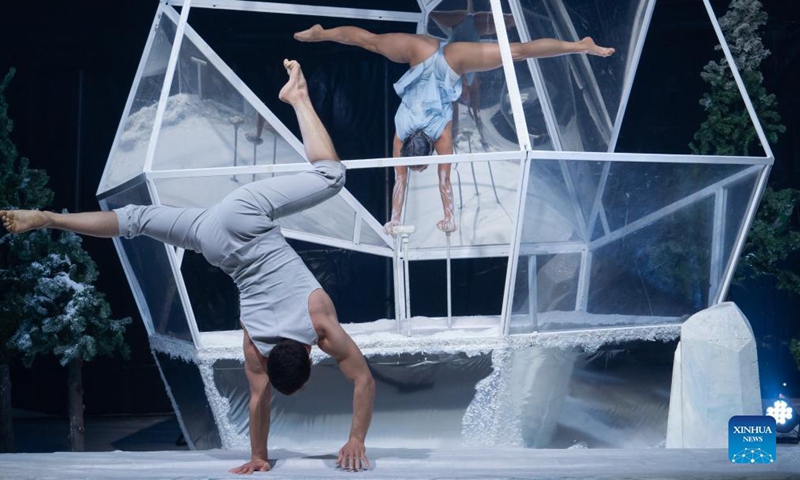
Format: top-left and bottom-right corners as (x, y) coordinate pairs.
(446, 232), (453, 328)
(403, 233), (411, 336)
(393, 235), (402, 332)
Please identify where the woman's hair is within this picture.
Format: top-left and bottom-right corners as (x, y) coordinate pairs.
(267, 339), (311, 395)
(401, 129), (434, 158)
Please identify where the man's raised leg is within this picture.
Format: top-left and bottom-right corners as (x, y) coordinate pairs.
(278, 59), (339, 164)
(1, 209), (118, 237)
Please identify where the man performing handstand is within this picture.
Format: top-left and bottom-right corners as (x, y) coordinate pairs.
(1, 60), (375, 474)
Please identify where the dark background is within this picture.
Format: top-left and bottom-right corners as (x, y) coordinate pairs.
(0, 0), (798, 421)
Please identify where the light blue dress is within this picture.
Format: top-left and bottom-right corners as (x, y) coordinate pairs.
(393, 43), (463, 141)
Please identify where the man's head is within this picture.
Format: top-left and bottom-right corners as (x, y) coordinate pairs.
(401, 129), (434, 159)
(267, 339), (311, 395)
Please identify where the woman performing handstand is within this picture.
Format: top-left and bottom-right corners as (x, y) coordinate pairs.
(295, 23), (614, 234)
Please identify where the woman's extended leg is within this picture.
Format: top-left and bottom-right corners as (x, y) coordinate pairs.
(295, 25), (438, 66)
(444, 37), (614, 75)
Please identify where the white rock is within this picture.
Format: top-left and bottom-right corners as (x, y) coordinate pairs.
(666, 302), (762, 448)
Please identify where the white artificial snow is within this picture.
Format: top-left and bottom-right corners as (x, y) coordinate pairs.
(1, 447), (798, 479)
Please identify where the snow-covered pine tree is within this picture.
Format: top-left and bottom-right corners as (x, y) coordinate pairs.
(1, 68), (131, 452)
(0, 67), (53, 453)
(691, 0), (799, 295)
(8, 231), (131, 451)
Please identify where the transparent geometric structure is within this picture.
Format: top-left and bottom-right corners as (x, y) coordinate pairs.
(97, 0), (773, 449)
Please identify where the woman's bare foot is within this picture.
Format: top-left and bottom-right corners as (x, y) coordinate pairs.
(278, 59), (309, 105)
(0, 209), (52, 234)
(580, 37), (615, 57)
(437, 217), (457, 233)
(294, 25), (325, 42)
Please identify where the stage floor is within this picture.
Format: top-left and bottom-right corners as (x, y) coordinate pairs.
(2, 446), (799, 479)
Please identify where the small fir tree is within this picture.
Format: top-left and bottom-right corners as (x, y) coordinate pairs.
(0, 68), (131, 452)
(8, 231), (131, 451)
(0, 67), (53, 453)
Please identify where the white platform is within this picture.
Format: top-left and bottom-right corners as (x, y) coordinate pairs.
(2, 447), (799, 479)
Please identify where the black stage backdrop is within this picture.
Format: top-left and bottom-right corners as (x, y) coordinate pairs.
(0, 0), (798, 415)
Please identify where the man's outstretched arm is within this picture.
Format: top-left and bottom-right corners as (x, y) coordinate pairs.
(316, 312), (375, 471)
(230, 330), (272, 475)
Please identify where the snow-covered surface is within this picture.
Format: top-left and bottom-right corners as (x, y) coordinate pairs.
(188, 315), (681, 361)
(2, 447), (799, 479)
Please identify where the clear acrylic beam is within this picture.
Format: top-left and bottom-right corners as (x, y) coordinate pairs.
(609, 0), (658, 153)
(144, 2), (193, 173)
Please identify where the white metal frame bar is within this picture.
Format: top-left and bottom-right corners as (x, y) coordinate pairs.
(489, 0), (536, 336)
(703, 0), (775, 303)
(545, 0), (613, 144)
(100, 194), (158, 337)
(715, 165), (770, 303)
(490, 0), (532, 151)
(146, 176), (204, 348)
(144, 2), (193, 174)
(159, 7), (394, 249)
(608, 0), (658, 153)
(169, 0), (422, 23)
(708, 186), (728, 304)
(575, 249), (592, 311)
(586, 162), (611, 240)
(281, 229), (393, 257)
(97, 5), (167, 195)
(144, 150), (769, 179)
(702, 0), (774, 159)
(507, 0), (563, 150)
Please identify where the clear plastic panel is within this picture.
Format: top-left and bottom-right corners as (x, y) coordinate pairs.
(508, 157), (760, 333)
(153, 352), (222, 449)
(103, 182), (194, 342)
(426, 0), (541, 152)
(615, 0), (766, 157)
(359, 218), (388, 248)
(587, 196), (715, 321)
(514, 0), (652, 152)
(567, 160), (605, 227)
(509, 252), (581, 334)
(98, 13), (177, 193)
(599, 162), (750, 233)
(721, 169), (761, 284)
(153, 173), (359, 243)
(150, 27), (305, 171)
(180, 250), (240, 332)
(518, 159), (584, 246)
(403, 158), (521, 250)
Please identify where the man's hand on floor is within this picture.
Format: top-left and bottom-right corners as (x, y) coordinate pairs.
(229, 457), (271, 475)
(337, 438), (369, 472)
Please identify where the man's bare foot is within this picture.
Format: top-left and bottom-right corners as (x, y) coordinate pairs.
(278, 59), (309, 105)
(294, 24), (325, 42)
(437, 217), (457, 233)
(0, 209), (51, 234)
(581, 37), (615, 57)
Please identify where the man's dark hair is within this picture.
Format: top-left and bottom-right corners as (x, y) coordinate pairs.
(401, 129), (434, 158)
(267, 339), (311, 395)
